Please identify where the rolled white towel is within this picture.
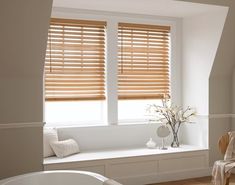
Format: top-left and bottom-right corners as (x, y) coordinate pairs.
(103, 179), (123, 185)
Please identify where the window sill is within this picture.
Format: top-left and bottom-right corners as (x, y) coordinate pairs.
(44, 119), (161, 128)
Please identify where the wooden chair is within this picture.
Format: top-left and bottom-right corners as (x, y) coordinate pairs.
(218, 133), (230, 185)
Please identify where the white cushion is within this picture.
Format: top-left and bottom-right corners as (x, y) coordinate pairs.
(50, 139), (80, 158)
(43, 128), (58, 157)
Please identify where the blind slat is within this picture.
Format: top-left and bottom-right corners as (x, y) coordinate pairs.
(118, 94), (165, 100)
(46, 96), (105, 101)
(50, 18), (106, 26)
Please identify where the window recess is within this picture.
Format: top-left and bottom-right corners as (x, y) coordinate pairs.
(45, 18), (106, 101)
(118, 23), (170, 100)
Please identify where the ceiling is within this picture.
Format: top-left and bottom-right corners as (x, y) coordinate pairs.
(52, 0), (227, 18)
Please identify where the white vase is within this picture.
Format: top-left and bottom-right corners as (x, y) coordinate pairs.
(146, 138), (156, 149)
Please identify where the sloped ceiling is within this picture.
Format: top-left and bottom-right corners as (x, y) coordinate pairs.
(53, 0), (225, 18)
(178, 0), (235, 76)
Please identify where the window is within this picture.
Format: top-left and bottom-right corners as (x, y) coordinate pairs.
(118, 23), (170, 99)
(118, 23), (170, 122)
(44, 17), (172, 126)
(44, 18), (106, 125)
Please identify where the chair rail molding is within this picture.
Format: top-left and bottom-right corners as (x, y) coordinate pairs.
(0, 122), (45, 129)
(196, 114), (235, 119)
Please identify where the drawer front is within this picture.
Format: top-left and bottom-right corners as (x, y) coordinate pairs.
(108, 160), (157, 178)
(158, 155), (206, 173)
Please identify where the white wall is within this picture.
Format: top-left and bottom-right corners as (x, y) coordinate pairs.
(182, 9), (228, 115)
(180, 9), (228, 150)
(57, 124), (174, 151)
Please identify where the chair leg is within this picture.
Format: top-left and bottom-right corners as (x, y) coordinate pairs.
(226, 177), (230, 185)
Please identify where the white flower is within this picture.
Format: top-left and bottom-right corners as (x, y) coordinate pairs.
(146, 98), (196, 126)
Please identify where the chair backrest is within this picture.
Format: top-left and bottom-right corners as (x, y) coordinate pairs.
(218, 133), (230, 155)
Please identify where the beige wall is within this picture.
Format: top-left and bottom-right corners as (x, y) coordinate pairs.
(0, 0), (52, 179)
(0, 127), (43, 178)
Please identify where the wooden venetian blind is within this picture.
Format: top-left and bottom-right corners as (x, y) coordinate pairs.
(118, 23), (170, 100)
(45, 18), (106, 101)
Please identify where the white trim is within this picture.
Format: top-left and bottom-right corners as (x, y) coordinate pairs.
(0, 122), (45, 129)
(196, 114), (209, 118)
(106, 20), (118, 125)
(117, 167), (212, 185)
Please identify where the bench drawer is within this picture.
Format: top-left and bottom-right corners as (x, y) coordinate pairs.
(108, 160), (157, 178)
(158, 155), (206, 172)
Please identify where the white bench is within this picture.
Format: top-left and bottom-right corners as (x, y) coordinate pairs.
(44, 146), (209, 185)
(44, 125), (210, 185)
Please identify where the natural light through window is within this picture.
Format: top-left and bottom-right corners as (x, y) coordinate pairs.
(44, 18), (171, 126)
(118, 99), (162, 123)
(45, 101), (104, 126)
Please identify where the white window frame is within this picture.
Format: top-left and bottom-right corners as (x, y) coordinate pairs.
(44, 7), (182, 126)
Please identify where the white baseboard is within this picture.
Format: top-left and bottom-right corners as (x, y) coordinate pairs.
(116, 167), (212, 185)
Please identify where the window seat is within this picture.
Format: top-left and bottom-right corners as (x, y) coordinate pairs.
(44, 145), (209, 185)
(44, 145), (207, 165)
